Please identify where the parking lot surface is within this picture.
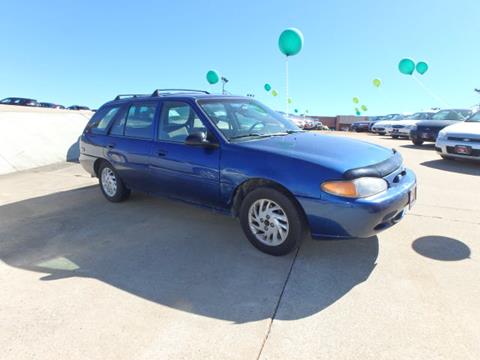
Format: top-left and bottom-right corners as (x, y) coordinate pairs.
(1, 132), (479, 359)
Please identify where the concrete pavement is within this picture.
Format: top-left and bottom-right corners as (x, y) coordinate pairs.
(0, 132), (478, 359)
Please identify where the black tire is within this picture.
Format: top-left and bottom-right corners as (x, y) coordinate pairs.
(412, 139), (424, 146)
(440, 155), (454, 160)
(98, 162), (130, 202)
(239, 187), (306, 256)
(391, 135), (399, 139)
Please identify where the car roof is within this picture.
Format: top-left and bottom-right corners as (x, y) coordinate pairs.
(102, 91), (251, 108)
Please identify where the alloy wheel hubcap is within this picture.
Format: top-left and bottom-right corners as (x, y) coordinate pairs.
(248, 199), (289, 246)
(101, 168), (117, 197)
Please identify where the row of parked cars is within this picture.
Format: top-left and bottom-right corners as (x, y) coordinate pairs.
(289, 117), (330, 130)
(0, 97), (91, 111)
(352, 109), (480, 161)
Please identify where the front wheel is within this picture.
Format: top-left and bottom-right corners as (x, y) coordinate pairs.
(99, 162), (130, 202)
(412, 139), (424, 146)
(391, 135), (399, 139)
(239, 187), (305, 256)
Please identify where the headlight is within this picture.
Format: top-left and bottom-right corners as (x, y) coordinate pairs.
(437, 130), (447, 140)
(321, 177), (388, 198)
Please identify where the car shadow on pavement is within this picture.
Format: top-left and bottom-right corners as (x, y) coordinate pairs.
(0, 186), (378, 323)
(412, 236), (471, 261)
(400, 144), (436, 151)
(421, 159), (480, 176)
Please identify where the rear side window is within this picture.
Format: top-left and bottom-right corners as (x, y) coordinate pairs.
(89, 106), (121, 134)
(124, 103), (157, 139)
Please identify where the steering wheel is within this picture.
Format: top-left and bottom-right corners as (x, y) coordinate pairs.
(247, 122), (265, 133)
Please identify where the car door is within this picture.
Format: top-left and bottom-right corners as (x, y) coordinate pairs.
(149, 100), (221, 207)
(105, 101), (159, 191)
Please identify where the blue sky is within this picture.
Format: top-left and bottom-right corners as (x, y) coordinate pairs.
(1, 0), (479, 115)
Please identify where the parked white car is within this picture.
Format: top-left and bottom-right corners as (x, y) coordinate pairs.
(436, 111), (480, 160)
(371, 114), (405, 135)
(387, 111), (437, 138)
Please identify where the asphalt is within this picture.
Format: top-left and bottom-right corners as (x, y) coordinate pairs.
(0, 132), (479, 359)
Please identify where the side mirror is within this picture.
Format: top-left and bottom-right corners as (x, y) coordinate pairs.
(185, 132), (218, 148)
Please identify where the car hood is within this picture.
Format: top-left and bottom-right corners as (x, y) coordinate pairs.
(416, 120), (463, 128)
(235, 132), (396, 175)
(373, 120), (393, 127)
(395, 119), (420, 126)
(442, 121), (480, 136)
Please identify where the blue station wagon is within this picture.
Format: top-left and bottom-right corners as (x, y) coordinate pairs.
(80, 89), (417, 255)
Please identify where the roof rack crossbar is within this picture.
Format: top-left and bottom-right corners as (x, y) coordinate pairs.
(114, 94), (148, 100)
(151, 89), (210, 97)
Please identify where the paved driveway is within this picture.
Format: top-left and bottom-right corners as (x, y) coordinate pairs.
(1, 133), (479, 359)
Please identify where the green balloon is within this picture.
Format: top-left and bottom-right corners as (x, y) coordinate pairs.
(416, 61), (429, 75)
(355, 107), (360, 112)
(305, 109), (309, 114)
(353, 97), (360, 104)
(373, 78), (381, 88)
(288, 98), (292, 104)
(361, 105), (368, 111)
(264, 83), (272, 91)
(271, 89), (278, 97)
(399, 58), (415, 75)
(278, 28), (304, 57)
(206, 70), (219, 84)
(294, 108), (299, 113)
(356, 111), (361, 116)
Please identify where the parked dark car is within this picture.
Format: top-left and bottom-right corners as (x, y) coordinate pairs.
(410, 109), (472, 146)
(68, 105), (90, 110)
(351, 120), (371, 132)
(39, 102), (65, 109)
(0, 97), (38, 107)
(80, 89), (416, 256)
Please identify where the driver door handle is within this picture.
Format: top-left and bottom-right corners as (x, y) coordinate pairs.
(157, 150), (168, 157)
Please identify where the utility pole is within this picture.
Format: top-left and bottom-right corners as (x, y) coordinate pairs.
(221, 77), (229, 95)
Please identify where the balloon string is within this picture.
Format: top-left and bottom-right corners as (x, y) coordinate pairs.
(412, 74), (450, 108)
(285, 56), (289, 116)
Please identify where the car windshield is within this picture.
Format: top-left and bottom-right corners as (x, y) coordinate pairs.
(391, 114), (405, 120)
(466, 111), (480, 122)
(410, 112), (433, 120)
(198, 98), (301, 140)
(432, 110), (470, 121)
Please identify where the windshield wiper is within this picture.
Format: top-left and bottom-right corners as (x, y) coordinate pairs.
(229, 133), (263, 140)
(230, 130), (302, 140)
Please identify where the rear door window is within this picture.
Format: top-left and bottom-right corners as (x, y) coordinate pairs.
(124, 103), (157, 140)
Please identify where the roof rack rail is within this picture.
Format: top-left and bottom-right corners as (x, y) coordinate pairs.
(114, 94), (148, 100)
(151, 89), (210, 97)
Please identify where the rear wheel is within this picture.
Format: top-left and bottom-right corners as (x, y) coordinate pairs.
(412, 139), (424, 146)
(99, 162), (130, 202)
(239, 187), (305, 256)
(392, 135), (399, 139)
(440, 155), (454, 160)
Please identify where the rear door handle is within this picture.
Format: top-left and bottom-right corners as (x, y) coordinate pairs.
(107, 143), (116, 149)
(157, 150), (168, 156)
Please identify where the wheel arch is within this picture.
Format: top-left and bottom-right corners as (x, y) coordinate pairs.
(93, 158), (110, 177)
(230, 178), (309, 229)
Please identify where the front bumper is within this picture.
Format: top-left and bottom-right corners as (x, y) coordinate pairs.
(435, 138), (480, 160)
(410, 129), (438, 142)
(297, 169), (417, 239)
(390, 128), (410, 137)
(372, 127), (386, 134)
